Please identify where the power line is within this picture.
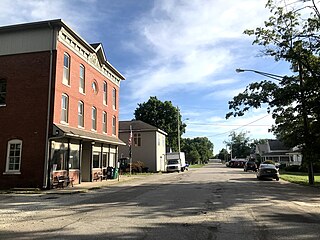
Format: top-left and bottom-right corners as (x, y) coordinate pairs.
(204, 114), (272, 137)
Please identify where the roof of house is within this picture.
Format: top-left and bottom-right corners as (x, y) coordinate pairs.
(119, 120), (167, 135)
(268, 139), (290, 151)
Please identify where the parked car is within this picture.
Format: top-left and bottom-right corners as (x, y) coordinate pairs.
(227, 159), (246, 168)
(244, 160), (257, 172)
(256, 163), (279, 181)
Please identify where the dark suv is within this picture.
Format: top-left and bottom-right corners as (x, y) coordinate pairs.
(244, 160), (257, 172)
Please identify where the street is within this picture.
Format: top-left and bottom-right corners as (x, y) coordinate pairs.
(1, 163), (320, 240)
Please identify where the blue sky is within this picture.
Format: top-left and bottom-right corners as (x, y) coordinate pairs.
(0, 0), (298, 153)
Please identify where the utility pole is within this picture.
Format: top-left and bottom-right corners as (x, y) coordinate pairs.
(177, 106), (180, 153)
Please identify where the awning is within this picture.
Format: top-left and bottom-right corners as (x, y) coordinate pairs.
(52, 124), (126, 146)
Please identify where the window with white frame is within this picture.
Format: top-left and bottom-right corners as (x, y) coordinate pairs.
(0, 79), (7, 106)
(102, 111), (107, 133)
(112, 87), (116, 109)
(92, 106), (97, 130)
(61, 94), (69, 123)
(112, 115), (116, 135)
(103, 81), (108, 105)
(78, 101), (84, 127)
(6, 139), (22, 172)
(63, 53), (70, 85)
(134, 133), (141, 147)
(79, 64), (85, 93)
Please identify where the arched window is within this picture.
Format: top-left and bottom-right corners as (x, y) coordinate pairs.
(79, 64), (85, 93)
(6, 139), (22, 173)
(63, 53), (70, 85)
(92, 106), (97, 130)
(61, 94), (69, 123)
(78, 101), (84, 127)
(112, 115), (116, 135)
(103, 81), (108, 105)
(102, 111), (107, 133)
(112, 87), (117, 109)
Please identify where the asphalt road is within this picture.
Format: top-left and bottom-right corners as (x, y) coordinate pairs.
(1, 163), (320, 240)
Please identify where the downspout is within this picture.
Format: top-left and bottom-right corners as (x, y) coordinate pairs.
(43, 22), (55, 189)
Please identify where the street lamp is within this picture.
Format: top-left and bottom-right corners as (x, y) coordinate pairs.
(236, 67), (314, 184)
(235, 68), (284, 81)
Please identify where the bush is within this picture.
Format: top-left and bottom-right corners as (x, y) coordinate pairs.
(262, 160), (275, 165)
(284, 165), (304, 172)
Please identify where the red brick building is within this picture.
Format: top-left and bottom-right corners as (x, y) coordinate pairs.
(0, 19), (125, 189)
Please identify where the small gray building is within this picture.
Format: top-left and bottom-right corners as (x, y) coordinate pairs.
(118, 120), (167, 172)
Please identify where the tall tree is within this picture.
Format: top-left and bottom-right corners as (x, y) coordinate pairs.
(224, 131), (252, 159)
(226, 0), (320, 184)
(134, 96), (186, 151)
(181, 137), (214, 164)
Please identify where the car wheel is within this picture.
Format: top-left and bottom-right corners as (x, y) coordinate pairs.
(257, 176), (261, 180)
(276, 177), (279, 181)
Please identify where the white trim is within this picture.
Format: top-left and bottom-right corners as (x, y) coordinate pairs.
(5, 139), (22, 173)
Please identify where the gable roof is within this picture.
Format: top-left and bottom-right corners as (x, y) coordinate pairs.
(119, 120), (167, 135)
(268, 139), (290, 151)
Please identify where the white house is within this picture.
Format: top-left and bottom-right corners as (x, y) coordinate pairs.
(118, 120), (167, 172)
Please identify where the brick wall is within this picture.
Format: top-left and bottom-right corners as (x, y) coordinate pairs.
(0, 51), (52, 189)
(53, 42), (120, 136)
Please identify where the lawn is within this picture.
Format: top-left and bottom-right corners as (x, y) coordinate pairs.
(280, 171), (320, 186)
(189, 164), (205, 168)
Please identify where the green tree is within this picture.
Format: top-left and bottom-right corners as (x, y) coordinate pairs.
(134, 96), (186, 151)
(181, 137), (214, 164)
(224, 131), (251, 159)
(226, 0), (320, 184)
(216, 148), (229, 162)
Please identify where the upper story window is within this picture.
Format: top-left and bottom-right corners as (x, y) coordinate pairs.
(0, 79), (7, 106)
(91, 80), (98, 94)
(112, 115), (116, 135)
(79, 64), (85, 93)
(92, 106), (97, 131)
(78, 101), (84, 128)
(61, 94), (69, 123)
(134, 133), (141, 147)
(112, 87), (117, 109)
(63, 53), (70, 86)
(6, 139), (22, 173)
(103, 81), (108, 105)
(102, 111), (107, 133)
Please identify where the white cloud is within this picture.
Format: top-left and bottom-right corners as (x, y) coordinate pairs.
(125, 0), (270, 101)
(0, 0), (98, 37)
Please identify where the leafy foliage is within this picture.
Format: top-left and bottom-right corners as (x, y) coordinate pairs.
(134, 96), (186, 151)
(224, 131), (253, 159)
(181, 137), (214, 164)
(226, 0), (320, 183)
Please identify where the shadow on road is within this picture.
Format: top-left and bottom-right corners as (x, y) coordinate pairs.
(1, 164), (320, 240)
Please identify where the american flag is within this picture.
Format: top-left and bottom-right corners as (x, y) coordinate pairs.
(128, 125), (133, 146)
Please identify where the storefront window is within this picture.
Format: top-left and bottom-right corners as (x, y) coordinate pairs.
(93, 152), (100, 168)
(69, 150), (80, 169)
(52, 149), (67, 171)
(102, 153), (108, 168)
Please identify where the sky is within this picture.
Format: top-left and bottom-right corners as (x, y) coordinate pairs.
(0, 0), (300, 154)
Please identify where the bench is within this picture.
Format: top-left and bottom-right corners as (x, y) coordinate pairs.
(52, 175), (74, 188)
(52, 176), (65, 188)
(93, 172), (103, 181)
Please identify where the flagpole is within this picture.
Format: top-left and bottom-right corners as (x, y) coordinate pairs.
(129, 125), (132, 176)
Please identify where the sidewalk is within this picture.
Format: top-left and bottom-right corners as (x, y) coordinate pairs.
(2, 174), (153, 195)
